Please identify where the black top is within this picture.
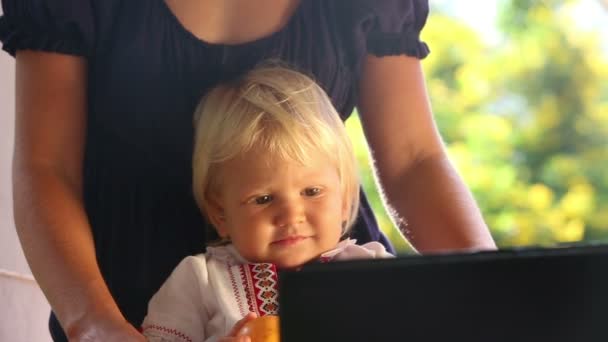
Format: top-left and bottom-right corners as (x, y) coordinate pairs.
(0, 0), (430, 337)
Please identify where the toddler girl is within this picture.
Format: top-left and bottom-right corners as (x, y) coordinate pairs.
(142, 64), (393, 342)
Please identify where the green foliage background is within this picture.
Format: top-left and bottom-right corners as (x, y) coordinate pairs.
(345, 0), (608, 253)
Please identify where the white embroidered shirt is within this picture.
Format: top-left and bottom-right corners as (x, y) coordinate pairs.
(141, 239), (393, 342)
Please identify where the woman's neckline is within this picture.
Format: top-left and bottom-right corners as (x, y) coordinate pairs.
(159, 0), (304, 48)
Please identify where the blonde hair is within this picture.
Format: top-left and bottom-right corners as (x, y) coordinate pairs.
(192, 63), (360, 235)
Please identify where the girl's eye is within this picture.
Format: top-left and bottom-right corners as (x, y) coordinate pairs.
(303, 187), (321, 197)
(254, 195), (273, 205)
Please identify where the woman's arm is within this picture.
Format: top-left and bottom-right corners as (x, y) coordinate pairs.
(13, 50), (144, 341)
(357, 54), (496, 253)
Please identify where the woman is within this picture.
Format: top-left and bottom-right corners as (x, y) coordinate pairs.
(0, 0), (495, 340)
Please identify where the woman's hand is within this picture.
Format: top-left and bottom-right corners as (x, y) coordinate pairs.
(219, 312), (258, 342)
(66, 315), (146, 342)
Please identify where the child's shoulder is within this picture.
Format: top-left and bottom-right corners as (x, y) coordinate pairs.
(169, 253), (209, 281)
(203, 244), (248, 265)
(168, 244), (247, 283)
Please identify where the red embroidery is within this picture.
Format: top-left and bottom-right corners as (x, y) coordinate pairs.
(142, 325), (193, 342)
(228, 263), (247, 316)
(242, 265), (258, 314)
(320, 256), (333, 263)
(228, 262), (279, 317)
(248, 264), (279, 316)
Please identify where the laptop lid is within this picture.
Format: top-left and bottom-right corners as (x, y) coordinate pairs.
(278, 244), (608, 342)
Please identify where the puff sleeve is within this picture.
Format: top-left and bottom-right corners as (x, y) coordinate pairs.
(0, 0), (98, 56)
(347, 0), (431, 59)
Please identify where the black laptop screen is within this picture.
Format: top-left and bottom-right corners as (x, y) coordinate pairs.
(278, 245), (608, 342)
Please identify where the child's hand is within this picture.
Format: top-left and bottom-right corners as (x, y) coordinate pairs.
(219, 312), (258, 342)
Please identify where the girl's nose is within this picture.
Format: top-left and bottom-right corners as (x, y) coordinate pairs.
(274, 199), (305, 228)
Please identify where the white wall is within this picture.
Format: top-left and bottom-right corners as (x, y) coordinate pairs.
(0, 6), (52, 340)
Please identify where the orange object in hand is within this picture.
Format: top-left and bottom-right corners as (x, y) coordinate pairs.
(237, 315), (280, 342)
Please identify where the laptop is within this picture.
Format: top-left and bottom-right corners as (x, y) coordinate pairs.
(278, 244), (608, 342)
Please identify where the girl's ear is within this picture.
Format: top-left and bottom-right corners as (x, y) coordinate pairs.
(207, 195), (229, 237)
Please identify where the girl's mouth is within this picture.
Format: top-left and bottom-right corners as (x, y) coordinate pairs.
(271, 235), (308, 246)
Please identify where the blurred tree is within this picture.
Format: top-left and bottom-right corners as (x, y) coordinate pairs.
(346, 0), (608, 252)
(490, 0), (608, 245)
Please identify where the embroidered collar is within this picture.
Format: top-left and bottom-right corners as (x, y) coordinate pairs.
(206, 238), (359, 265)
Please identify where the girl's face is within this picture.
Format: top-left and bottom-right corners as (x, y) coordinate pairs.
(209, 148), (348, 269)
